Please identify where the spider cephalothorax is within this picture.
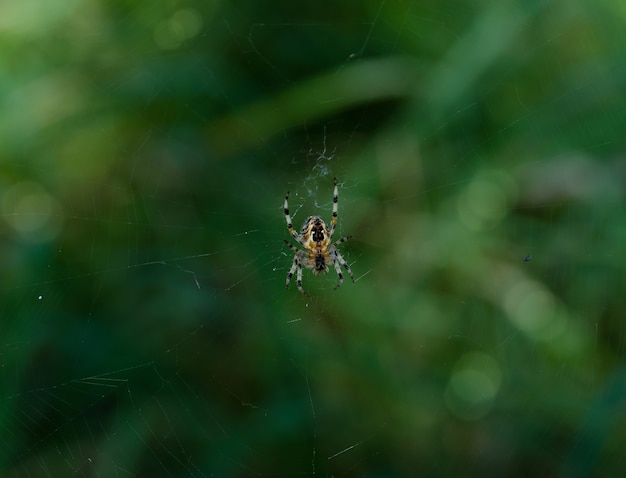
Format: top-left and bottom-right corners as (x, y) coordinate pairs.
(305, 216), (328, 245)
(283, 178), (355, 296)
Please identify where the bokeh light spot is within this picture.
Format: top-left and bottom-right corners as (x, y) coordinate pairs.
(154, 8), (203, 50)
(2, 182), (63, 243)
(445, 352), (501, 420)
(504, 280), (567, 342)
(457, 170), (516, 231)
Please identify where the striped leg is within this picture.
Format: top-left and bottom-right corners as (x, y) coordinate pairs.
(329, 177), (339, 239)
(332, 235), (351, 247)
(295, 260), (307, 296)
(284, 242), (309, 296)
(334, 250), (355, 285)
(285, 256), (298, 289)
(333, 259), (345, 290)
(284, 191), (304, 244)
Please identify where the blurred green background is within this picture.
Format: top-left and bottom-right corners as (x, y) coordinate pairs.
(2, 0), (626, 476)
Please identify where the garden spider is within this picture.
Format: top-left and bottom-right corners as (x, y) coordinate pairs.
(284, 177), (355, 296)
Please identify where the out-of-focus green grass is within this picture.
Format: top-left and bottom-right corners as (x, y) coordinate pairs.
(1, 0), (626, 476)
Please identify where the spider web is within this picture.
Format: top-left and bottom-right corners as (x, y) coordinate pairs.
(2, 0), (626, 476)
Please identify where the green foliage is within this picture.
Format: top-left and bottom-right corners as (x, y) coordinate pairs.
(1, 0), (625, 475)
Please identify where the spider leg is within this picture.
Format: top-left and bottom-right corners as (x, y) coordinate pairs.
(284, 247), (309, 296)
(332, 235), (352, 247)
(285, 255), (298, 289)
(296, 260), (308, 296)
(332, 259), (345, 290)
(283, 240), (300, 252)
(284, 191), (305, 245)
(334, 249), (355, 284)
(328, 177), (339, 240)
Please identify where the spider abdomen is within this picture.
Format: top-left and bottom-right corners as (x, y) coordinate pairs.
(314, 252), (326, 271)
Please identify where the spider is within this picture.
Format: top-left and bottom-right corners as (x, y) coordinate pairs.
(283, 177), (355, 296)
